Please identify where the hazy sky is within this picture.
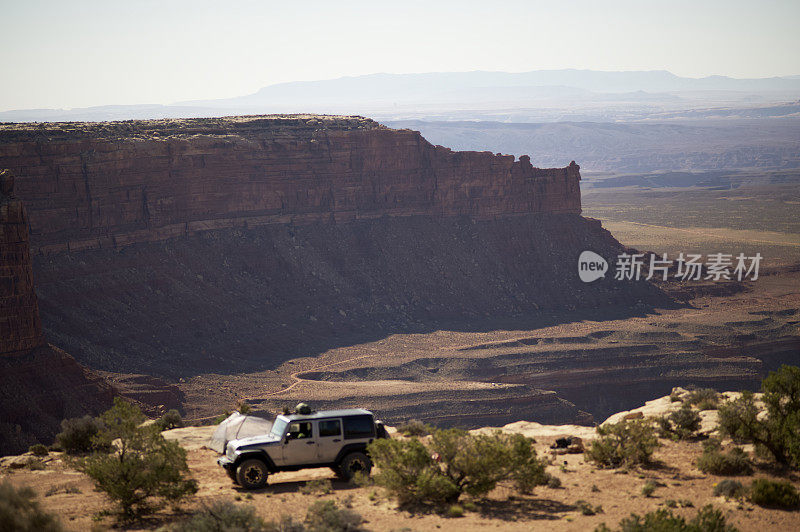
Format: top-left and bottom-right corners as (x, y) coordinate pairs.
(2, 0), (799, 111)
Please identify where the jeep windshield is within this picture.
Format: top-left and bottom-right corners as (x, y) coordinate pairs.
(270, 417), (288, 438)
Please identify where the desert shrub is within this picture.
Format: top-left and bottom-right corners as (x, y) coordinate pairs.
(670, 405), (702, 438)
(547, 475), (562, 489)
(445, 504), (464, 517)
(396, 419), (434, 437)
(172, 500), (267, 531)
(749, 478), (800, 509)
(697, 440), (753, 476)
(213, 411), (233, 424)
(659, 405), (702, 440)
(641, 481), (656, 497)
(714, 479), (746, 499)
(576, 499), (602, 515)
(367, 429), (548, 506)
(304, 500), (363, 531)
(78, 398), (198, 519)
(55, 415), (104, 454)
(237, 401), (252, 415)
(44, 484), (81, 497)
(596, 504), (737, 532)
(157, 409), (184, 431)
(265, 515), (307, 532)
(25, 458), (45, 471)
(685, 388), (720, 410)
(587, 419), (660, 469)
(29, 444), (48, 457)
(299, 479), (332, 495)
(461, 500), (478, 512)
(0, 480), (63, 531)
(718, 365), (800, 468)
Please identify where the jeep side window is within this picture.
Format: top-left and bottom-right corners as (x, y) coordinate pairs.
(318, 419), (341, 437)
(343, 415), (374, 439)
(286, 421), (313, 439)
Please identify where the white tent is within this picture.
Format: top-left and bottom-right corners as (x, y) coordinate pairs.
(209, 412), (273, 454)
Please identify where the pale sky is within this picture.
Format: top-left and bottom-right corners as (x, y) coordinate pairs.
(1, 0), (799, 111)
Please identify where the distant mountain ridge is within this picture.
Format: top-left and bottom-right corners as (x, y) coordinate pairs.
(3, 69), (800, 123)
(182, 69), (800, 108)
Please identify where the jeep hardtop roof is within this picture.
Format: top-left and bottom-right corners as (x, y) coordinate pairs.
(278, 408), (373, 422)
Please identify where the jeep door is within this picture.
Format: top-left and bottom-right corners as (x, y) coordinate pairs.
(281, 420), (318, 465)
(316, 418), (344, 462)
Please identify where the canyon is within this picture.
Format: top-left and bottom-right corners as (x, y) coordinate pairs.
(1, 115), (796, 451)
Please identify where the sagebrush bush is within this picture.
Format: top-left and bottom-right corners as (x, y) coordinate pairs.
(685, 388), (719, 410)
(714, 479), (746, 499)
(641, 481), (656, 497)
(367, 429), (548, 505)
(29, 444), (48, 457)
(586, 419), (660, 469)
(0, 480), (63, 532)
(696, 440), (753, 476)
(575, 499), (602, 515)
(718, 365), (800, 468)
(78, 398), (198, 519)
(55, 415), (104, 454)
(396, 419), (433, 437)
(304, 500), (363, 531)
(659, 405), (701, 440)
(172, 500), (267, 531)
(749, 478), (800, 509)
(595, 504), (738, 531)
(157, 409), (184, 431)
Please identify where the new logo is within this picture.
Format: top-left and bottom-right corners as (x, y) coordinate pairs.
(578, 251), (608, 283)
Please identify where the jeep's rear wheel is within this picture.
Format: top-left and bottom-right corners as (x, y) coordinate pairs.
(236, 458), (269, 490)
(339, 452), (372, 481)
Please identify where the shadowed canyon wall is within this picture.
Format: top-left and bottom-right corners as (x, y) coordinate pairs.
(0, 170), (114, 455)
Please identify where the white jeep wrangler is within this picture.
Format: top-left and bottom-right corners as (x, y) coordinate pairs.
(217, 408), (388, 489)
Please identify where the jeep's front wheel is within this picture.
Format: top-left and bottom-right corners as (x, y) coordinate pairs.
(339, 452), (372, 481)
(236, 458), (269, 490)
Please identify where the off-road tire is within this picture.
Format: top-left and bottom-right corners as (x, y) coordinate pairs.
(236, 458), (269, 490)
(339, 452), (372, 481)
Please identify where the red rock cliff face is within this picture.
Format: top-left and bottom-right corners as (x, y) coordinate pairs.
(0, 116), (581, 254)
(0, 169), (44, 355)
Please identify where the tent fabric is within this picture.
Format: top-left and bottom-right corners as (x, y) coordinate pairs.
(209, 413), (273, 453)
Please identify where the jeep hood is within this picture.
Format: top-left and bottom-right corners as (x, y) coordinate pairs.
(230, 433), (280, 449)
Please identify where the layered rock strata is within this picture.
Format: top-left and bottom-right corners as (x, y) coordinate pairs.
(0, 116), (581, 256)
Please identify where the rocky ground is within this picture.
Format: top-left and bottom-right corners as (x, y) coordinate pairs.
(2, 391), (799, 531)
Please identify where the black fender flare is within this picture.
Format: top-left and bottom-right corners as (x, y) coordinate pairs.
(334, 442), (371, 465)
(233, 451), (277, 473)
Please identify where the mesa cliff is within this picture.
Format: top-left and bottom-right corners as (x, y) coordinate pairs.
(0, 115), (581, 255)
